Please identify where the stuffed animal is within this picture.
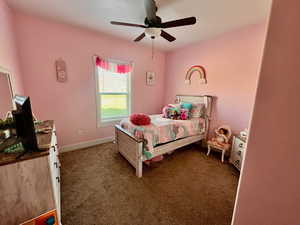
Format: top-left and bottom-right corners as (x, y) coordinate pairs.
(169, 107), (181, 120)
(162, 104), (181, 119)
(162, 105), (172, 118)
(180, 108), (189, 120)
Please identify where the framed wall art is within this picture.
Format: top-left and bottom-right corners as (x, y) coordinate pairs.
(146, 72), (156, 86)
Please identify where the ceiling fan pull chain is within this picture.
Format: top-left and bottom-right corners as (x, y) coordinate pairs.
(152, 38), (155, 60)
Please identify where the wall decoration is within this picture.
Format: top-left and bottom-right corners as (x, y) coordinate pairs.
(146, 72), (156, 86)
(55, 58), (67, 82)
(185, 65), (207, 85)
(95, 56), (132, 74)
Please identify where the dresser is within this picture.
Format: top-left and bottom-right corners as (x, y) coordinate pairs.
(230, 135), (246, 171)
(0, 121), (61, 225)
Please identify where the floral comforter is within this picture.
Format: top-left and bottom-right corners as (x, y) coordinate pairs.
(120, 114), (206, 158)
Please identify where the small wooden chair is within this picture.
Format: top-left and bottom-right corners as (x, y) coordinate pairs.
(207, 125), (232, 163)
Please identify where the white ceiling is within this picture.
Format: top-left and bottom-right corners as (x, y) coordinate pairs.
(6, 0), (272, 51)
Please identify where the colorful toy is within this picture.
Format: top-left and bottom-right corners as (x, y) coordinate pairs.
(162, 104), (180, 119)
(180, 108), (189, 120)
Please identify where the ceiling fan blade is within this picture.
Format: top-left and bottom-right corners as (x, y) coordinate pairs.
(111, 21), (146, 28)
(134, 33), (146, 42)
(144, 0), (160, 25)
(161, 17), (196, 28)
(161, 30), (176, 42)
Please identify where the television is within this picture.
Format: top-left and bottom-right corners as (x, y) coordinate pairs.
(12, 95), (39, 152)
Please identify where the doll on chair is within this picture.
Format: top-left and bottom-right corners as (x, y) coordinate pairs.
(207, 125), (232, 162)
(211, 128), (229, 147)
(209, 126), (232, 148)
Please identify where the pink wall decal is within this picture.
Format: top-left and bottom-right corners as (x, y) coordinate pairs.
(232, 0), (300, 224)
(164, 23), (268, 136)
(185, 65), (207, 85)
(0, 0), (24, 95)
(14, 12), (166, 146)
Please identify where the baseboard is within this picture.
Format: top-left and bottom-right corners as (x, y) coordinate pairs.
(60, 136), (114, 153)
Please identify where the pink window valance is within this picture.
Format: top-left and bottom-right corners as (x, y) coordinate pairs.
(96, 56), (132, 74)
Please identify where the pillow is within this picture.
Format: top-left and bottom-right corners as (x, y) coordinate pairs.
(181, 102), (193, 111)
(130, 113), (151, 126)
(190, 103), (206, 118)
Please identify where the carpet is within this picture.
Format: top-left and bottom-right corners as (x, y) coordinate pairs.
(60, 142), (239, 225)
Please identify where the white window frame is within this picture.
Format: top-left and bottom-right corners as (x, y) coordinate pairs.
(94, 58), (133, 127)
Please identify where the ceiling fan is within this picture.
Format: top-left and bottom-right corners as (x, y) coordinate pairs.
(110, 0), (197, 42)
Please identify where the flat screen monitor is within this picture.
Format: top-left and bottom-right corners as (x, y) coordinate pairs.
(12, 95), (39, 152)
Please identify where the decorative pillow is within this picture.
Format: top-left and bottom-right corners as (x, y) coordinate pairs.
(180, 102), (193, 111)
(130, 113), (151, 126)
(190, 103), (206, 118)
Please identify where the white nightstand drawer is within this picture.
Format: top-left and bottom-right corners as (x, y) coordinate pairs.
(233, 138), (246, 151)
(231, 150), (244, 160)
(230, 136), (246, 171)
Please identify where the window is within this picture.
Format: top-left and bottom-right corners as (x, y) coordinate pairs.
(95, 58), (132, 125)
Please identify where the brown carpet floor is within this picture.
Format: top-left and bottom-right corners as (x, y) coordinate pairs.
(60, 142), (239, 225)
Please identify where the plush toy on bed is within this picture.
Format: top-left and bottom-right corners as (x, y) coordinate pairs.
(180, 108), (189, 120)
(163, 104), (189, 120)
(162, 104), (181, 120)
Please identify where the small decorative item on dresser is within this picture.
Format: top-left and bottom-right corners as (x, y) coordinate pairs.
(207, 125), (232, 163)
(55, 58), (67, 82)
(146, 72), (155, 85)
(230, 135), (247, 171)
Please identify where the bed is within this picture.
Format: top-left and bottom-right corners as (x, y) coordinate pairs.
(115, 95), (213, 177)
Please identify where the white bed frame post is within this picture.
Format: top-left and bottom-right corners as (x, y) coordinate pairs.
(136, 143), (143, 178)
(203, 95), (213, 147)
(115, 124), (144, 178)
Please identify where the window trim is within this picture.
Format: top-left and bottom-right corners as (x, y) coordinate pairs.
(94, 58), (133, 128)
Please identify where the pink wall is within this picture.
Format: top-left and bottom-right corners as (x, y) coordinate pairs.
(232, 0), (300, 224)
(164, 23), (267, 135)
(0, 73), (13, 118)
(14, 13), (166, 147)
(0, 0), (24, 94)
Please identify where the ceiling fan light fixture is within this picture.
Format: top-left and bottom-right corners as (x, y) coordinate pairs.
(145, 27), (162, 38)
(110, 0), (197, 42)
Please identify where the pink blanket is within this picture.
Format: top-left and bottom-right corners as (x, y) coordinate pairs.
(120, 114), (206, 158)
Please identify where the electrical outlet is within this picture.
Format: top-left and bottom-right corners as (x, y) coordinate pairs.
(77, 129), (85, 135)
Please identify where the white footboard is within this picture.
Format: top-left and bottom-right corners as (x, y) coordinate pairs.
(115, 125), (143, 177)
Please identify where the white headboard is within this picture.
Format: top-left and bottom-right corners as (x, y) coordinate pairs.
(176, 95), (213, 119)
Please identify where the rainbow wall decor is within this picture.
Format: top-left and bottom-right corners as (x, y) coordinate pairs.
(185, 65), (207, 84)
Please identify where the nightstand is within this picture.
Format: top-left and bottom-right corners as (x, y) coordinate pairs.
(230, 136), (246, 171)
